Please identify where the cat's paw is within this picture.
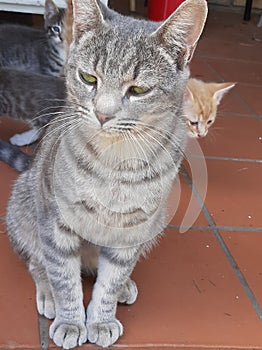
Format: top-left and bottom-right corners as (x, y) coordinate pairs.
(50, 320), (87, 349)
(118, 279), (138, 305)
(87, 319), (123, 347)
(36, 290), (55, 319)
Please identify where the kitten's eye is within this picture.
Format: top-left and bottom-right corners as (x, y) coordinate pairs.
(129, 86), (149, 96)
(80, 72), (97, 85)
(52, 25), (61, 34)
(207, 120), (213, 125)
(190, 121), (198, 126)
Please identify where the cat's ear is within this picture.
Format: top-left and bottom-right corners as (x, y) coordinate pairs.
(151, 0), (208, 69)
(72, 0), (104, 40)
(213, 82), (236, 104)
(44, 0), (59, 21)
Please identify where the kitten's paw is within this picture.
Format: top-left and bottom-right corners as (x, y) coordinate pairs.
(10, 133), (30, 146)
(50, 320), (87, 349)
(118, 279), (138, 305)
(36, 291), (55, 319)
(9, 129), (39, 146)
(87, 319), (123, 347)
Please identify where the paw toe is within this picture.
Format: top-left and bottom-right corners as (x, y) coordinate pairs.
(87, 320), (123, 347)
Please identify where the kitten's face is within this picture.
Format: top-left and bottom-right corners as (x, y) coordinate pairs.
(184, 79), (235, 138)
(65, 0), (207, 149)
(184, 98), (216, 138)
(44, 0), (65, 44)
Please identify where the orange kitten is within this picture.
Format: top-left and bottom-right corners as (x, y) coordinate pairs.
(184, 78), (235, 138)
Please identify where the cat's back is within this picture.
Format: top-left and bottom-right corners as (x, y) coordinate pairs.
(0, 23), (45, 44)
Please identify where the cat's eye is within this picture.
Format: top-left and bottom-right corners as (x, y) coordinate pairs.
(51, 25), (61, 34)
(190, 121), (198, 126)
(129, 86), (149, 96)
(79, 72), (97, 85)
(207, 120), (213, 125)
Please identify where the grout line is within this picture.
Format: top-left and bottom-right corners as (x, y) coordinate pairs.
(217, 112), (261, 119)
(195, 53), (262, 66)
(180, 165), (262, 320)
(188, 154), (262, 164)
(201, 57), (262, 71)
(167, 225), (262, 232)
(38, 313), (49, 350)
(167, 225), (211, 231)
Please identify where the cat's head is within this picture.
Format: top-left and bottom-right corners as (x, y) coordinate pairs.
(184, 78), (235, 138)
(65, 0), (207, 149)
(44, 0), (65, 44)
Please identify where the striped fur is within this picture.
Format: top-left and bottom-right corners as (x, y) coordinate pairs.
(6, 0), (207, 348)
(0, 68), (65, 171)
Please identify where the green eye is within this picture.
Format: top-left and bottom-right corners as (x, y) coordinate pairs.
(129, 86), (149, 95)
(80, 72), (97, 84)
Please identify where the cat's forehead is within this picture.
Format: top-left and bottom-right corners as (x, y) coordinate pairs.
(74, 26), (171, 85)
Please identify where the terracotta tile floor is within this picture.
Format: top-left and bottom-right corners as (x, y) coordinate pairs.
(0, 6), (262, 350)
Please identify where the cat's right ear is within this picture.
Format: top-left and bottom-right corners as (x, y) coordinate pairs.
(72, 0), (104, 40)
(151, 0), (208, 69)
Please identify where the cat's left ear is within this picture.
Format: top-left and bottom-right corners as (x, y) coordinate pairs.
(72, 0), (105, 40)
(44, 0), (59, 21)
(213, 82), (236, 104)
(151, 0), (208, 69)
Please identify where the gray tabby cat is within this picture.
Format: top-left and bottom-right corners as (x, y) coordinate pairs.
(0, 68), (65, 171)
(6, 0), (207, 348)
(0, 0), (66, 76)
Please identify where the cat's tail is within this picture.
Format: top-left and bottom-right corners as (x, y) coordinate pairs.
(0, 140), (31, 172)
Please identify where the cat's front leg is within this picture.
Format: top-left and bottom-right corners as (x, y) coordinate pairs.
(41, 224), (87, 349)
(86, 246), (141, 347)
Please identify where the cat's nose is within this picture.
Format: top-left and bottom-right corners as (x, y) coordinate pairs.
(95, 112), (115, 126)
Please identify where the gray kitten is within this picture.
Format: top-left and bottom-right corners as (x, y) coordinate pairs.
(0, 0), (66, 76)
(6, 0), (207, 348)
(0, 68), (65, 171)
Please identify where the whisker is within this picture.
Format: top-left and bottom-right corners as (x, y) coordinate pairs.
(136, 122), (187, 160)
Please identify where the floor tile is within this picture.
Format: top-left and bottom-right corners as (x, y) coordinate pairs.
(196, 11), (261, 63)
(0, 117), (29, 141)
(196, 36), (262, 64)
(235, 84), (262, 116)
(221, 231), (262, 308)
(190, 57), (220, 81)
(206, 58), (262, 86)
(200, 160), (262, 228)
(218, 85), (257, 116)
(80, 229), (262, 348)
(194, 116), (262, 160)
(0, 234), (39, 348)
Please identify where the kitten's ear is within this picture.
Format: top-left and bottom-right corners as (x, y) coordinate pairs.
(72, 0), (104, 40)
(44, 0), (59, 21)
(185, 85), (195, 101)
(151, 0), (208, 69)
(213, 82), (236, 104)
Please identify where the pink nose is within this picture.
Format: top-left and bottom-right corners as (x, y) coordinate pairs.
(96, 112), (114, 126)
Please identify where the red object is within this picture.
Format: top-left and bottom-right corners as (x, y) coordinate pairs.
(148, 0), (187, 21)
